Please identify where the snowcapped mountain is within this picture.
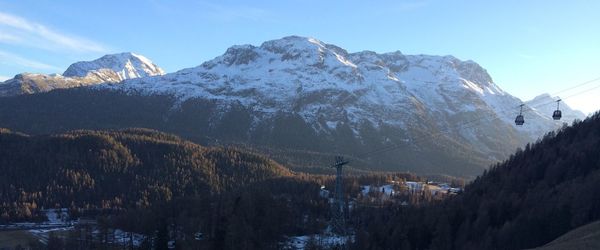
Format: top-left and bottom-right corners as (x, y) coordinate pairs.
(105, 36), (578, 153)
(0, 36), (585, 176)
(63, 52), (164, 81)
(525, 93), (586, 125)
(115, 37), (492, 125)
(0, 52), (164, 96)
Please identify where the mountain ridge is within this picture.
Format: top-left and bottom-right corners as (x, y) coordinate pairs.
(0, 36), (587, 176)
(0, 52), (164, 96)
(104, 36), (583, 157)
(526, 93), (586, 125)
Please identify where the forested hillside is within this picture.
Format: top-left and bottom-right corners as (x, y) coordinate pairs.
(353, 112), (600, 249)
(0, 128), (363, 249)
(3, 114), (599, 249)
(0, 127), (431, 249)
(0, 87), (491, 176)
(0, 128), (291, 223)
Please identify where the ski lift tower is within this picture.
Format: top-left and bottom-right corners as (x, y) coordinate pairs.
(331, 156), (349, 235)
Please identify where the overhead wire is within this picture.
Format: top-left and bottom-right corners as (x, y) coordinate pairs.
(347, 76), (600, 159)
(342, 76), (600, 209)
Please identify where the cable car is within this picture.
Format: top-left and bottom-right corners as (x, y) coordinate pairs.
(515, 104), (525, 126)
(552, 99), (562, 120)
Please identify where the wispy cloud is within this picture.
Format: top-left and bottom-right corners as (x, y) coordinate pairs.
(0, 49), (60, 71)
(0, 33), (22, 43)
(0, 11), (109, 53)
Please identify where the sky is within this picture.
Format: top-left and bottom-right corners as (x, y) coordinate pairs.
(0, 0), (599, 114)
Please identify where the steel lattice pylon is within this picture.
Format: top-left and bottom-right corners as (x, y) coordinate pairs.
(331, 156), (349, 235)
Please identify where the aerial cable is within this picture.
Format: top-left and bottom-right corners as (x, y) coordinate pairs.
(350, 76), (600, 159)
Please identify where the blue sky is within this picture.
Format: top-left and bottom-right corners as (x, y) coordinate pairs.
(0, 0), (599, 113)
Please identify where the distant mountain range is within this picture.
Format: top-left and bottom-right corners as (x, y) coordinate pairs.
(0, 36), (586, 176)
(0, 52), (164, 96)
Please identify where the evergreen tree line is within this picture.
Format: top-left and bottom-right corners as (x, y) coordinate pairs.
(351, 112), (600, 250)
(0, 128), (291, 223)
(5, 112), (600, 249)
(0, 127), (431, 249)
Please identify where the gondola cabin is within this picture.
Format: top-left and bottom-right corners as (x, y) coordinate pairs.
(515, 104), (525, 126)
(553, 99), (562, 120)
(515, 114), (524, 126)
(552, 110), (562, 120)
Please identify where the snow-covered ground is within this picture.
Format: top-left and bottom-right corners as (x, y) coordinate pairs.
(361, 184), (395, 196)
(285, 234), (354, 249)
(361, 181), (462, 197)
(91, 229), (146, 247)
(0, 208), (147, 247)
(44, 208), (69, 224)
(2, 208), (75, 230)
(29, 226), (74, 245)
(0, 209), (76, 244)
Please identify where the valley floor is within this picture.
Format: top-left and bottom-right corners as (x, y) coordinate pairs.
(0, 209), (145, 249)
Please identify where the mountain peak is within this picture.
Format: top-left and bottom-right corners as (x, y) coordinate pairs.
(526, 93), (587, 123)
(260, 35), (349, 57)
(63, 52), (165, 81)
(199, 36), (355, 70)
(262, 35), (325, 47)
(531, 93), (554, 100)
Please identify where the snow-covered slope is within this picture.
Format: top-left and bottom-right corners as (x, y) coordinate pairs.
(63, 52), (164, 81)
(0, 73), (98, 96)
(0, 53), (164, 96)
(526, 93), (586, 125)
(103, 36), (580, 160)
